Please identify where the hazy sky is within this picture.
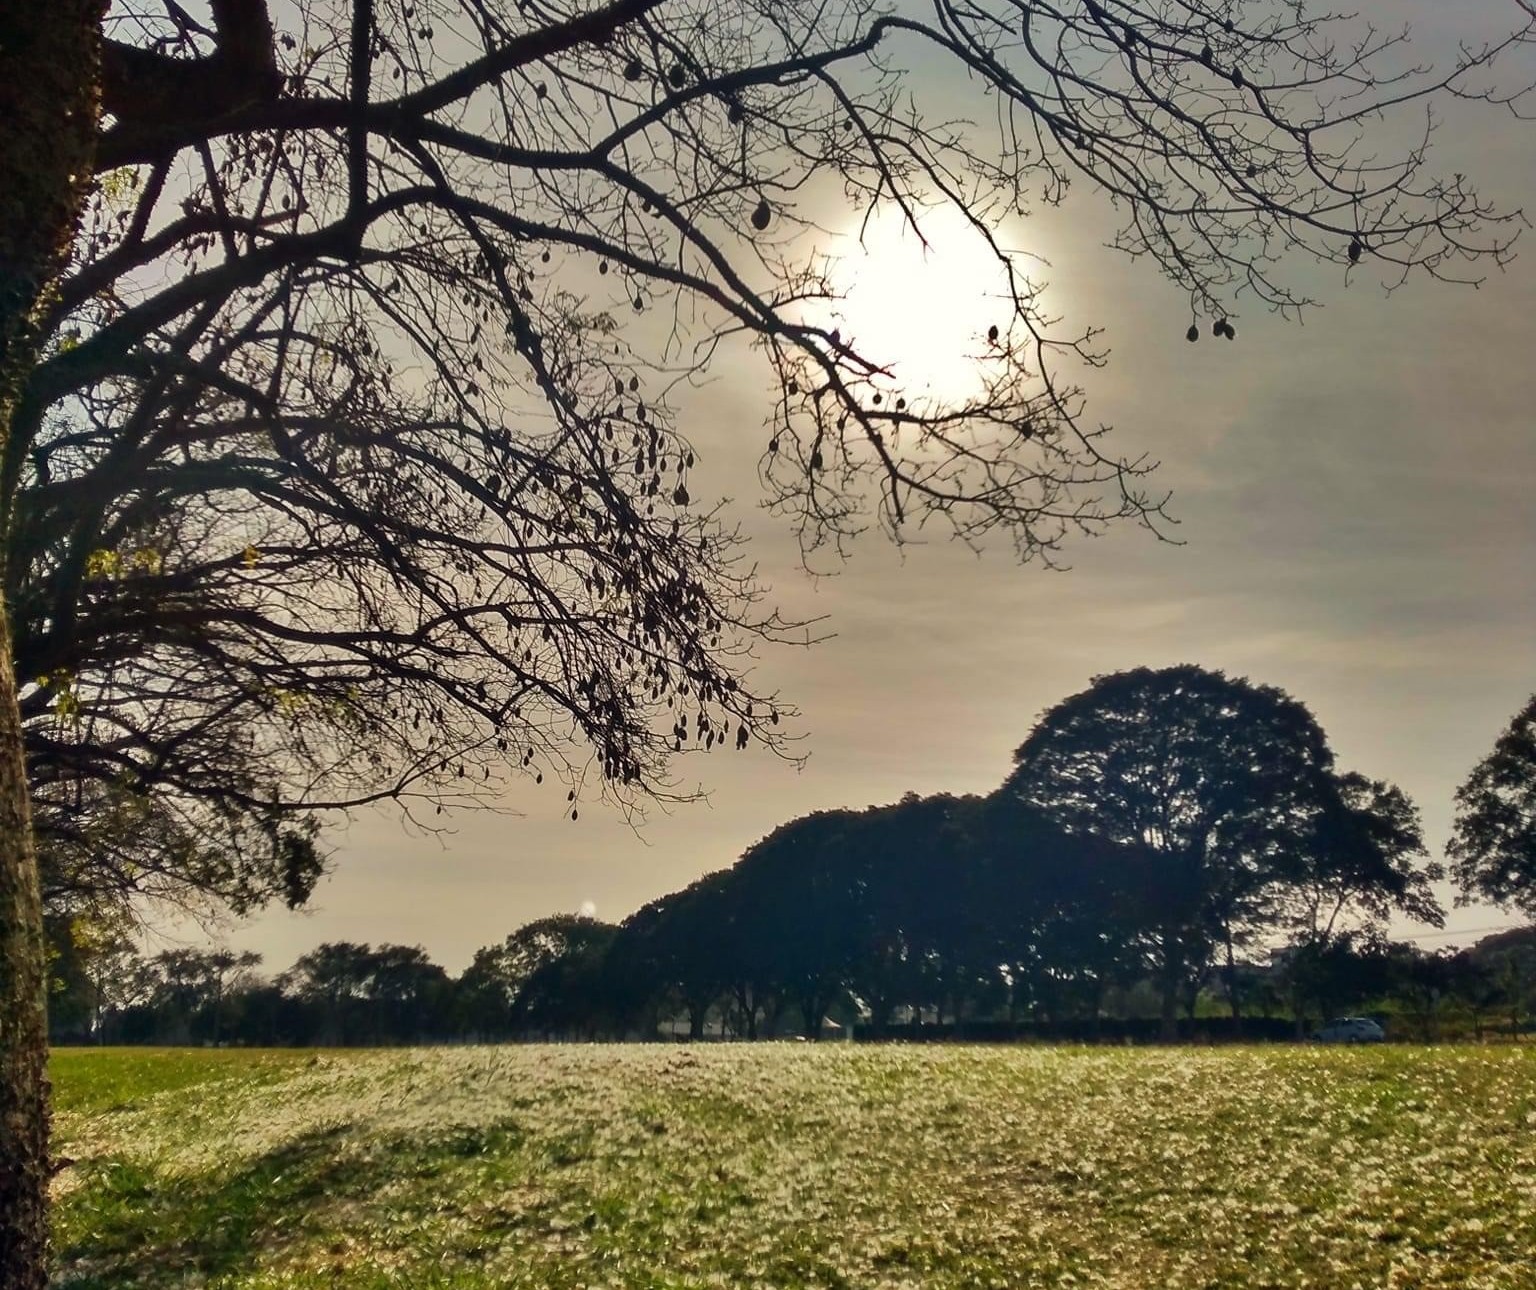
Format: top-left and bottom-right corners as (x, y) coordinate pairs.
(196, 1), (1535, 974)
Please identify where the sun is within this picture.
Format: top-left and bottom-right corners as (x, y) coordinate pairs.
(819, 201), (1034, 406)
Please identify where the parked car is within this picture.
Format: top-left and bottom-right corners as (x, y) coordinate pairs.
(1312, 1016), (1385, 1044)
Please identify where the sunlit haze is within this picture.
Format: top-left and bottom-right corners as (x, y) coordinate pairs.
(822, 202), (1041, 407)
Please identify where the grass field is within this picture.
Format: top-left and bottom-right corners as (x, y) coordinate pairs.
(48, 1044), (1536, 1289)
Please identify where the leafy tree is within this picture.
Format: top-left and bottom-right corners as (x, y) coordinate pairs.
(1288, 773), (1442, 939)
(37, 787), (324, 929)
(613, 872), (745, 1039)
(977, 793), (1145, 1029)
(279, 940), (378, 1043)
(363, 943), (452, 1042)
(1275, 930), (1392, 1037)
(509, 919), (619, 1038)
(1449, 695), (1536, 918)
(844, 794), (982, 1031)
(1271, 771), (1443, 1031)
(1384, 942), (1455, 1042)
(1445, 948), (1504, 1042)
(458, 914), (615, 1038)
(729, 811), (867, 1039)
(1467, 926), (1536, 1040)
(1006, 665), (1353, 1037)
(4, 3), (1534, 1279)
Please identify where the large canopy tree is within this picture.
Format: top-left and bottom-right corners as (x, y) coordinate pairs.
(456, 912), (615, 1036)
(2, 0), (1533, 1280)
(1450, 694), (1536, 919)
(1002, 665), (1441, 1037)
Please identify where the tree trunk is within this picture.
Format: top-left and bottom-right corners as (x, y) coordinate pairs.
(1158, 935), (1181, 1042)
(0, 8), (105, 1285)
(1224, 929), (1241, 1035)
(800, 989), (822, 1041)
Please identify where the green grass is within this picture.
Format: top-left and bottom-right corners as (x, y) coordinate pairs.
(49, 1044), (1536, 1288)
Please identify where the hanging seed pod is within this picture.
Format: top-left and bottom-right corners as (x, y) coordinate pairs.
(751, 200), (772, 231)
(624, 57), (644, 80)
(1186, 324), (1200, 343)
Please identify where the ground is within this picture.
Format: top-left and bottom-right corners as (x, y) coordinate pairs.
(48, 1044), (1536, 1288)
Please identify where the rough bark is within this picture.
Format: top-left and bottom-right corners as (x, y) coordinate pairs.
(0, 4), (105, 1286)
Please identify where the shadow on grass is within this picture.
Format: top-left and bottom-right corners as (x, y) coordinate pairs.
(55, 1119), (526, 1288)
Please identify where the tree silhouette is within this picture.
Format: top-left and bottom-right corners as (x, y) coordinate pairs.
(3, 1), (1535, 1278)
(1287, 771), (1442, 940)
(1450, 694), (1536, 918)
(1003, 665), (1404, 1038)
(457, 913), (614, 1037)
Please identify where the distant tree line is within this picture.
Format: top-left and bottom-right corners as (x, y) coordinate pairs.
(45, 912), (1536, 1048)
(48, 667), (1536, 1046)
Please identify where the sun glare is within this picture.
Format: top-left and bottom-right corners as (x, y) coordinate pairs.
(821, 202), (1033, 407)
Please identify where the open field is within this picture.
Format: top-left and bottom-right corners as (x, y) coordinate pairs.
(50, 1045), (1536, 1289)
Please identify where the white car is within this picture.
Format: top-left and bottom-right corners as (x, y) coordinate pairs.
(1312, 1016), (1385, 1044)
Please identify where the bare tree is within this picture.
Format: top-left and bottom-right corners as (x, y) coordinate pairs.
(2, 0), (1533, 1282)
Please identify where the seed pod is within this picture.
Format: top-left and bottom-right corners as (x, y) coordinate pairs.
(751, 200), (772, 231)
(1186, 324), (1200, 343)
